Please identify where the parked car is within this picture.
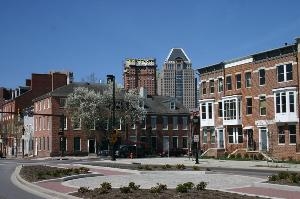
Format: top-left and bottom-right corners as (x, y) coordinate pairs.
(115, 145), (145, 158)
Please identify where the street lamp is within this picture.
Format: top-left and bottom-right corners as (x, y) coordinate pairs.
(192, 115), (199, 164)
(22, 126), (25, 158)
(107, 74), (116, 161)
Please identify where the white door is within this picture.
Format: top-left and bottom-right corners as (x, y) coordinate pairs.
(163, 136), (169, 154)
(217, 129), (225, 149)
(259, 127), (268, 151)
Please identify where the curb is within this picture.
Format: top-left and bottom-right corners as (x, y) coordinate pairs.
(12, 165), (79, 199)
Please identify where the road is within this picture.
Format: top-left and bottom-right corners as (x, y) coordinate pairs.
(0, 158), (278, 199)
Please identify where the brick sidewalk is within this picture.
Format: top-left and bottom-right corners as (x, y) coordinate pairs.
(229, 186), (300, 199)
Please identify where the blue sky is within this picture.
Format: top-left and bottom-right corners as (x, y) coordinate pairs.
(1, 0), (300, 88)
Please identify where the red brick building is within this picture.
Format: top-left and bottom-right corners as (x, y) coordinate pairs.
(123, 58), (157, 96)
(32, 82), (106, 157)
(197, 38), (300, 161)
(0, 72), (71, 156)
(124, 91), (191, 156)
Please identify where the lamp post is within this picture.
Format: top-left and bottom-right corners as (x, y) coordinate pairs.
(192, 115), (199, 164)
(22, 126), (25, 158)
(107, 74), (116, 161)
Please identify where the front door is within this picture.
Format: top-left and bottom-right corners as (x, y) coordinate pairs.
(88, 139), (95, 153)
(259, 127), (268, 151)
(217, 129), (224, 149)
(247, 129), (254, 151)
(163, 136), (169, 154)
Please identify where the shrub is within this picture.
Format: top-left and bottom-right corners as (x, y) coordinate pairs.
(176, 184), (188, 193)
(183, 182), (194, 190)
(278, 171), (290, 180)
(235, 153), (242, 159)
(223, 151), (229, 158)
(128, 182), (140, 190)
(268, 174), (280, 181)
(78, 187), (90, 194)
(144, 165), (152, 170)
(229, 154), (235, 159)
(289, 173), (300, 183)
(149, 183), (167, 193)
(137, 165), (143, 170)
(193, 166), (200, 170)
(196, 181), (208, 191)
(120, 186), (132, 193)
(101, 182), (112, 190)
(176, 164), (186, 170)
(79, 167), (90, 173)
(244, 153), (249, 159)
(165, 164), (172, 168)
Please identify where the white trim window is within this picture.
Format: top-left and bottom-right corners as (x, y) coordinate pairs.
(218, 78), (223, 92)
(209, 79), (214, 93)
(275, 91), (296, 113)
(246, 97), (252, 115)
(151, 116), (157, 130)
(259, 68), (266, 86)
(182, 117), (188, 130)
(226, 75), (232, 91)
(228, 127), (243, 144)
(289, 125), (296, 144)
(235, 73), (241, 89)
(277, 63), (292, 82)
(163, 116), (168, 130)
(259, 95), (266, 116)
(173, 116), (178, 130)
(278, 126), (285, 144)
(245, 72), (252, 88)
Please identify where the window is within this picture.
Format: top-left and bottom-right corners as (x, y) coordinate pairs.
(226, 76), (232, 90)
(151, 136), (157, 150)
(259, 69), (265, 85)
(246, 98), (252, 115)
(59, 98), (67, 108)
(210, 129), (215, 144)
(201, 104), (206, 119)
(235, 74), (241, 89)
(202, 82), (206, 95)
(47, 137), (49, 150)
(275, 91), (296, 114)
(278, 126), (285, 144)
(163, 116), (168, 129)
(218, 78), (223, 92)
(218, 102), (223, 117)
(259, 96), (266, 116)
(228, 127), (243, 144)
(182, 137), (188, 148)
(151, 116), (157, 129)
(224, 99), (237, 120)
(182, 117), (188, 130)
(277, 63), (293, 82)
(203, 129), (207, 143)
(172, 137), (178, 149)
(73, 118), (81, 130)
(208, 103), (213, 119)
(74, 137), (81, 151)
(141, 117), (146, 129)
(173, 116), (178, 130)
(209, 79), (214, 93)
(289, 125), (296, 144)
(289, 92), (295, 112)
(170, 101), (176, 110)
(245, 72), (252, 88)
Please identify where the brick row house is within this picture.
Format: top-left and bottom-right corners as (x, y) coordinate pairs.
(0, 72), (71, 157)
(197, 38), (300, 161)
(124, 89), (191, 156)
(32, 82), (108, 157)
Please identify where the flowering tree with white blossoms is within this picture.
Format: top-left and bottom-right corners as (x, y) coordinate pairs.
(66, 87), (110, 135)
(66, 86), (145, 139)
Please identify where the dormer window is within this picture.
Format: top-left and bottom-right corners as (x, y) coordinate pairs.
(170, 101), (176, 110)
